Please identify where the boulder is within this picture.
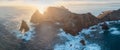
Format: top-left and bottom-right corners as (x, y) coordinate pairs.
(80, 39), (86, 46)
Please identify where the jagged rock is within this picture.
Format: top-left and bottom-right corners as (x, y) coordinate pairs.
(30, 6), (120, 36)
(44, 7), (100, 36)
(19, 20), (29, 33)
(62, 13), (100, 36)
(30, 6), (101, 36)
(30, 10), (43, 24)
(97, 9), (120, 21)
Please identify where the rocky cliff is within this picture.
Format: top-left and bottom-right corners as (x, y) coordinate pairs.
(97, 9), (120, 21)
(30, 10), (43, 24)
(25, 6), (120, 50)
(30, 6), (101, 36)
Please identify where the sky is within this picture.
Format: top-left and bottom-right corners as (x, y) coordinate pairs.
(0, 0), (120, 13)
(1, 0), (120, 5)
(0, 0), (120, 7)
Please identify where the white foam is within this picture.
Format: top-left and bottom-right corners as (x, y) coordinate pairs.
(54, 20), (120, 50)
(84, 44), (101, 50)
(13, 23), (35, 41)
(54, 29), (101, 50)
(109, 27), (118, 31)
(81, 29), (92, 34)
(109, 27), (120, 35)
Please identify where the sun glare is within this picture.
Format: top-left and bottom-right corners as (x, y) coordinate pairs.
(38, 7), (46, 14)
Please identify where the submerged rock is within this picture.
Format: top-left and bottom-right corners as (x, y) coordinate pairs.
(101, 22), (109, 30)
(80, 39), (86, 46)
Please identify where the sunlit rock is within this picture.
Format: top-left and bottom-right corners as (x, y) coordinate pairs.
(30, 10), (43, 24)
(97, 9), (120, 21)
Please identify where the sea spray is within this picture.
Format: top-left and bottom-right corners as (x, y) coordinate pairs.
(13, 23), (35, 42)
(54, 29), (101, 50)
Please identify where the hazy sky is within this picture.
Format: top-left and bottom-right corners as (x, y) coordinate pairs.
(1, 0), (120, 4)
(0, 0), (120, 6)
(0, 0), (120, 13)
(0, 0), (120, 11)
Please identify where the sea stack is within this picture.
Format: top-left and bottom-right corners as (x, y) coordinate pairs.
(19, 20), (29, 34)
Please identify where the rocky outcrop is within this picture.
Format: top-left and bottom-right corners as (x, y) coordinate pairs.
(31, 7), (99, 35)
(97, 9), (120, 21)
(30, 10), (43, 24)
(19, 20), (29, 33)
(30, 6), (120, 36)
(30, 6), (100, 36)
(28, 6), (120, 50)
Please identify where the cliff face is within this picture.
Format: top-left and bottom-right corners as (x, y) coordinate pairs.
(30, 6), (100, 36)
(30, 6), (120, 36)
(97, 9), (120, 21)
(30, 10), (43, 24)
(29, 6), (120, 49)
(61, 13), (100, 35)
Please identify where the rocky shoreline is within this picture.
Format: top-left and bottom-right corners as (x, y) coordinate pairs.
(30, 6), (120, 36)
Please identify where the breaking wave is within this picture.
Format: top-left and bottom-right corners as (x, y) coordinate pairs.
(54, 20), (120, 50)
(12, 23), (35, 41)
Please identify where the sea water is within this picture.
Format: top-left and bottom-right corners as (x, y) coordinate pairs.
(54, 20), (120, 50)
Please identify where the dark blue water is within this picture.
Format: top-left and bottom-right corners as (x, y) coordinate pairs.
(54, 21), (120, 50)
(88, 22), (120, 50)
(103, 23), (120, 50)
